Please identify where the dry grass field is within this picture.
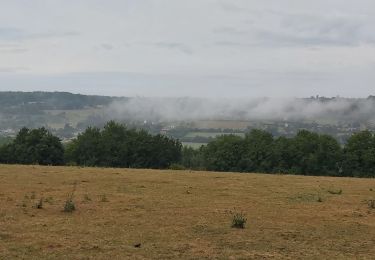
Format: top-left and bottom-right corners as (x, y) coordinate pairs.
(0, 165), (374, 259)
(191, 120), (250, 130)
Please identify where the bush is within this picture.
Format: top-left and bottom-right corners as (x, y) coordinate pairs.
(231, 212), (247, 229)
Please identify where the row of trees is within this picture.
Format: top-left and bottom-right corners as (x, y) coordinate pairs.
(0, 121), (182, 169)
(65, 121), (181, 168)
(0, 122), (374, 178)
(182, 130), (375, 178)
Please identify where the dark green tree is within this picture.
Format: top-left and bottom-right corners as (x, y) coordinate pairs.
(181, 146), (205, 170)
(290, 130), (342, 176)
(272, 136), (296, 173)
(65, 127), (102, 166)
(343, 131), (375, 177)
(66, 121), (182, 169)
(100, 121), (131, 167)
(203, 134), (244, 172)
(0, 127), (64, 165)
(240, 130), (275, 173)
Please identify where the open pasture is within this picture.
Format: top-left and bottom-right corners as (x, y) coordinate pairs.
(0, 165), (374, 259)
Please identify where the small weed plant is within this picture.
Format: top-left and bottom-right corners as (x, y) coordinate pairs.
(44, 196), (53, 204)
(83, 194), (91, 203)
(368, 199), (375, 209)
(328, 188), (342, 195)
(64, 183), (77, 213)
(231, 212), (247, 229)
(35, 198), (43, 209)
(64, 199), (75, 212)
(100, 194), (108, 202)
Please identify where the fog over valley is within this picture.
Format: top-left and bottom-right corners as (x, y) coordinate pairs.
(107, 96), (375, 123)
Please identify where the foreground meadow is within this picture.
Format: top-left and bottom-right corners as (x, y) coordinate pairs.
(0, 165), (374, 259)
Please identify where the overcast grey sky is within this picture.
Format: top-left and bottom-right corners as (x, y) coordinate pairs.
(1, 0), (375, 97)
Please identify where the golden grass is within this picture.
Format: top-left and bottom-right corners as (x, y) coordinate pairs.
(0, 165), (374, 259)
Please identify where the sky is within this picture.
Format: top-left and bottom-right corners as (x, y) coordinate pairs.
(0, 0), (375, 98)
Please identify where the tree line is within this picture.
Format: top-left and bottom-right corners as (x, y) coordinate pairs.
(182, 130), (375, 177)
(0, 121), (181, 169)
(182, 129), (375, 178)
(0, 122), (374, 178)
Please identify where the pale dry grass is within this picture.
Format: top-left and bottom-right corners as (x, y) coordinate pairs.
(0, 165), (374, 259)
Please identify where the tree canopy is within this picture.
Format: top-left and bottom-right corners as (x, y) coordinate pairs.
(65, 121), (182, 169)
(0, 122), (374, 178)
(186, 129), (373, 177)
(0, 127), (64, 165)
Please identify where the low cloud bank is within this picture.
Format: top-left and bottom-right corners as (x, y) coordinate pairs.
(106, 97), (375, 123)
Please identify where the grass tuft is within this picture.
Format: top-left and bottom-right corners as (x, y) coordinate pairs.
(368, 199), (375, 209)
(44, 196), (53, 204)
(83, 194), (91, 203)
(100, 194), (108, 202)
(231, 212), (247, 229)
(35, 198), (43, 209)
(64, 199), (76, 213)
(327, 188), (342, 195)
(63, 183), (77, 213)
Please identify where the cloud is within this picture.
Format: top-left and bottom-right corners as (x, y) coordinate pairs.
(217, 1), (245, 13)
(107, 96), (375, 122)
(0, 27), (80, 41)
(0, 27), (24, 41)
(254, 13), (375, 47)
(0, 66), (374, 98)
(0, 44), (28, 53)
(0, 67), (29, 73)
(213, 41), (252, 48)
(153, 42), (193, 55)
(210, 9), (375, 48)
(0, 1), (374, 97)
(212, 26), (246, 35)
(100, 43), (114, 50)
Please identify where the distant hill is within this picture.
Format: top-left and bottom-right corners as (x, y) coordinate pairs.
(0, 92), (129, 132)
(0, 91), (127, 110)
